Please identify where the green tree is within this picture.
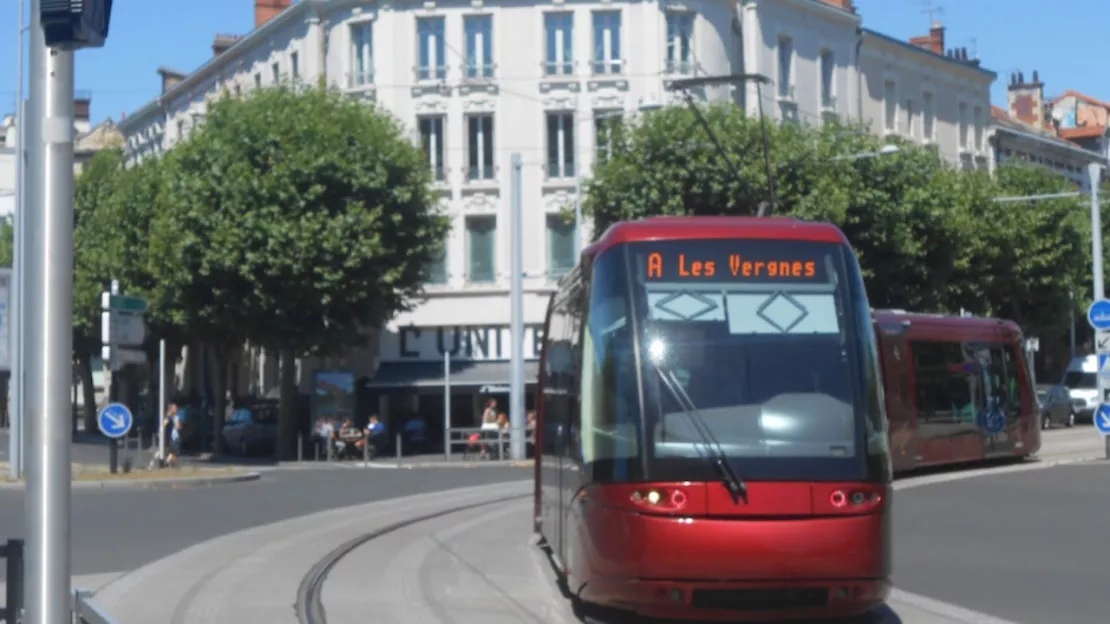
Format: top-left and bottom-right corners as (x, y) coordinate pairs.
(73, 150), (171, 428)
(0, 220), (12, 267)
(947, 165), (1089, 337)
(155, 84), (450, 456)
(585, 104), (970, 312)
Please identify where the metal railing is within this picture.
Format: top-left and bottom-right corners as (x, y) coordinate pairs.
(445, 427), (509, 461)
(1, 539), (23, 624)
(71, 589), (117, 624)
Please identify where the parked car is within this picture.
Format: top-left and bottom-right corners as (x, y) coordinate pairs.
(1037, 384), (1075, 429)
(221, 404), (278, 456)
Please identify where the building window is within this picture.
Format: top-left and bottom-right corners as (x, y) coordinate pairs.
(973, 105), (984, 152)
(592, 11), (622, 75)
(351, 22), (373, 86)
(923, 91), (935, 141)
(547, 214), (576, 278)
(958, 102), (969, 150)
(427, 249), (448, 285)
(254, 73), (261, 88)
(418, 116), (446, 181)
(544, 13), (574, 76)
(467, 114), (495, 181)
(176, 120), (185, 141)
(233, 84), (241, 97)
(883, 80), (897, 132)
(547, 112), (576, 179)
(466, 215), (497, 283)
(417, 16), (446, 80)
(777, 36), (793, 98)
(290, 52), (299, 78)
(595, 112), (622, 162)
(819, 50), (834, 109)
(903, 99), (915, 137)
(464, 15), (494, 79)
(665, 12), (693, 74)
(271, 62), (280, 83)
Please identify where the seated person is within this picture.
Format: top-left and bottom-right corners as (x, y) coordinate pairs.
(362, 414), (387, 459)
(335, 417), (363, 459)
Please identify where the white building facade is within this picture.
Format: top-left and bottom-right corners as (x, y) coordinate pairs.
(117, 0), (996, 428)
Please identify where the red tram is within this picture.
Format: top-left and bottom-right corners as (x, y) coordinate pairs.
(534, 217), (893, 621)
(873, 310), (1040, 473)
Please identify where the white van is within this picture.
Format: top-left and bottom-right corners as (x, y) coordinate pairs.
(1063, 355), (1099, 420)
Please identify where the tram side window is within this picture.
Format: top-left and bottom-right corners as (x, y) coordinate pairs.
(580, 250), (641, 473)
(998, 345), (1023, 416)
(912, 341), (977, 424)
(541, 298), (573, 457)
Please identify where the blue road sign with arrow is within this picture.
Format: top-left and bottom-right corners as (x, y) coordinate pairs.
(978, 400), (1006, 435)
(1089, 300), (1110, 331)
(97, 403), (133, 439)
(1096, 405), (1110, 435)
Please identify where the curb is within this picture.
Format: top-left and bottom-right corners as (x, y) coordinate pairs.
(359, 460), (532, 470)
(0, 471), (262, 491)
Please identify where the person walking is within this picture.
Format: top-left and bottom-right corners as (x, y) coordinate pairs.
(163, 403), (183, 468)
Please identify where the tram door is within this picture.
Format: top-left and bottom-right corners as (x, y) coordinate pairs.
(877, 324), (917, 472)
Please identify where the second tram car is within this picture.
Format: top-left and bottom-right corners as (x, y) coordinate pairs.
(873, 310), (1040, 472)
(534, 217), (892, 621)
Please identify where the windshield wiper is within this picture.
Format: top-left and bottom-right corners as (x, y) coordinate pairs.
(655, 367), (747, 505)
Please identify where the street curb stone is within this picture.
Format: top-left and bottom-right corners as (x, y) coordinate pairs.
(0, 471), (261, 491)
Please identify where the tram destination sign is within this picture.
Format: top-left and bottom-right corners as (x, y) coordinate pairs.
(642, 247), (829, 282)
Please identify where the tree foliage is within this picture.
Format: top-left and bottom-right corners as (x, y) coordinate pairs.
(152, 83), (450, 454)
(585, 103), (1093, 342)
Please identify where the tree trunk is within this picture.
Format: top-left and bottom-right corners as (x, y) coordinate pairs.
(278, 348), (298, 460)
(210, 346), (230, 454)
(78, 355), (97, 433)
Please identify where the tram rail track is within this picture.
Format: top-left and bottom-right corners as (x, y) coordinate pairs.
(293, 492), (530, 624)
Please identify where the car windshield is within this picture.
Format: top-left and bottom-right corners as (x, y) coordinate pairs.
(1064, 372), (1096, 389)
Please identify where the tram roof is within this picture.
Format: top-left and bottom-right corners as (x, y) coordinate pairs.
(872, 309), (1023, 335)
(583, 217), (849, 259)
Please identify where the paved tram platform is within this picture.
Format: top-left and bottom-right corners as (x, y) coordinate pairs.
(90, 475), (1037, 624)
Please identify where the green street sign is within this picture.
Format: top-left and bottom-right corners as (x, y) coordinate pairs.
(109, 294), (148, 313)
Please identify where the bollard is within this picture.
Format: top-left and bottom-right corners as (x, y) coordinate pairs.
(297, 435), (303, 463)
(1105, 436), (1109, 460)
(3, 538), (24, 624)
(363, 438), (370, 465)
(314, 438), (320, 462)
(396, 433), (402, 468)
(498, 431), (505, 461)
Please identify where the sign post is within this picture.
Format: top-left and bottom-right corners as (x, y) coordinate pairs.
(1088, 300), (1110, 459)
(97, 402), (133, 474)
(100, 285), (147, 473)
(443, 349), (451, 460)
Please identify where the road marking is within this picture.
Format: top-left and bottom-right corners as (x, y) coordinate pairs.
(890, 589), (1024, 624)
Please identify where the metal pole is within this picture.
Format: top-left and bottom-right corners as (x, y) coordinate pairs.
(25, 0), (76, 619)
(1090, 163), (1104, 301)
(509, 154), (525, 460)
(158, 339), (166, 461)
(443, 349), (450, 460)
(9, 0), (27, 482)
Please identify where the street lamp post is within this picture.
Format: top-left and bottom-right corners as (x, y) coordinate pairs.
(573, 101), (662, 258)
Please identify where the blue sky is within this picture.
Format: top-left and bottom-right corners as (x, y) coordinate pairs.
(0, 0), (1104, 123)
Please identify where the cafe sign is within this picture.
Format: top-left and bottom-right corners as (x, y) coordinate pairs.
(380, 325), (546, 363)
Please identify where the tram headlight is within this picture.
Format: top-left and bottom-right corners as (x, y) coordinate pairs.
(648, 338), (666, 362)
(647, 490), (662, 505)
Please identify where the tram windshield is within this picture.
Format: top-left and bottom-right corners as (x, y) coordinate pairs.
(580, 238), (887, 482)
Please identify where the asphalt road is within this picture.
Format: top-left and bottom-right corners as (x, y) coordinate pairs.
(0, 465), (527, 577)
(895, 461), (1110, 624)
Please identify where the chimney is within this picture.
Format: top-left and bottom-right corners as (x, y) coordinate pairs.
(157, 66), (186, 95)
(74, 91), (91, 134)
(910, 21), (945, 55)
(817, 0), (855, 12)
(1007, 70), (1045, 130)
(255, 0), (293, 29)
(212, 34), (242, 57)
